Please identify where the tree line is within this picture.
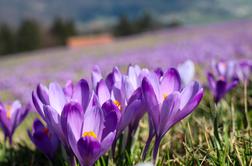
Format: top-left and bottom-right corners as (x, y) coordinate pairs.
(0, 18), (76, 56)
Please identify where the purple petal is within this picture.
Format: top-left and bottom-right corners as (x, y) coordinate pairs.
(159, 92), (181, 137)
(83, 104), (104, 140)
(72, 79), (90, 110)
(48, 82), (66, 114)
(96, 80), (110, 105)
(160, 68), (181, 96)
(77, 136), (101, 166)
(37, 84), (49, 105)
(142, 78), (160, 132)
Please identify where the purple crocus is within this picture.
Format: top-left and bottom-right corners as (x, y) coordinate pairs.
(28, 118), (59, 159)
(94, 65), (148, 136)
(0, 100), (30, 144)
(141, 68), (203, 163)
(61, 94), (119, 166)
(208, 61), (239, 103)
(32, 79), (89, 146)
(235, 60), (252, 83)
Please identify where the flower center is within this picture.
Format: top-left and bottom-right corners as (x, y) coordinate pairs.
(5, 105), (12, 119)
(43, 128), (49, 135)
(113, 100), (122, 111)
(82, 131), (97, 139)
(163, 93), (168, 100)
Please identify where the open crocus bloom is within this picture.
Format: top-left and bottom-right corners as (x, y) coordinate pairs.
(61, 94), (118, 166)
(141, 68), (203, 162)
(32, 79), (89, 146)
(0, 100), (30, 144)
(28, 118), (59, 159)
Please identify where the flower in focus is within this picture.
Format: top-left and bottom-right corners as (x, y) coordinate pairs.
(28, 118), (59, 159)
(61, 94), (118, 166)
(32, 79), (90, 147)
(141, 68), (203, 162)
(178, 60), (195, 85)
(0, 100), (30, 144)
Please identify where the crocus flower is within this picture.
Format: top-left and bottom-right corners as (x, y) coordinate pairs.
(94, 65), (148, 136)
(178, 60), (195, 85)
(61, 94), (118, 166)
(0, 100), (30, 144)
(32, 79), (89, 149)
(208, 61), (239, 103)
(235, 60), (252, 83)
(141, 68), (203, 163)
(28, 118), (59, 159)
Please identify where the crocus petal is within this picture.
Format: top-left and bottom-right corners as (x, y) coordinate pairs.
(100, 131), (116, 154)
(82, 105), (104, 140)
(43, 105), (65, 143)
(160, 68), (181, 96)
(159, 92), (181, 137)
(207, 72), (216, 91)
(117, 99), (142, 134)
(64, 80), (74, 98)
(226, 79), (239, 92)
(178, 60), (195, 85)
(48, 82), (66, 114)
(72, 79), (90, 111)
(37, 84), (49, 105)
(32, 91), (45, 119)
(215, 80), (227, 103)
(77, 136), (101, 166)
(61, 102), (83, 160)
(91, 65), (102, 90)
(142, 78), (160, 131)
(96, 80), (110, 105)
(105, 72), (114, 92)
(101, 100), (119, 139)
(61, 102), (83, 143)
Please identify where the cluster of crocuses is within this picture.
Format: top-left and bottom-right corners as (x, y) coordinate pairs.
(207, 59), (252, 103)
(29, 63), (204, 166)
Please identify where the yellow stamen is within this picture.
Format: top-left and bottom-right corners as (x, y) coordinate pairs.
(5, 105), (12, 119)
(163, 93), (168, 100)
(113, 100), (122, 111)
(82, 131), (97, 139)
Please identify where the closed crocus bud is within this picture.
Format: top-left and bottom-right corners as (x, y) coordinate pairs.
(141, 68), (203, 163)
(28, 118), (59, 159)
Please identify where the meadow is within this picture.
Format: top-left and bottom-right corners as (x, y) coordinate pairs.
(0, 20), (251, 166)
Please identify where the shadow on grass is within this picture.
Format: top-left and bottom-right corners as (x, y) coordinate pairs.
(0, 143), (65, 166)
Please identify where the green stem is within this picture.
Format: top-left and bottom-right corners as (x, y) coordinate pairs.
(244, 81), (250, 129)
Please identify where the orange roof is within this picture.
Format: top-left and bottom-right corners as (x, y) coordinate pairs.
(67, 34), (113, 48)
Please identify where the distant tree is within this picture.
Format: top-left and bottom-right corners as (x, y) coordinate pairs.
(113, 15), (133, 37)
(16, 20), (42, 52)
(133, 12), (153, 33)
(50, 18), (77, 45)
(0, 24), (16, 55)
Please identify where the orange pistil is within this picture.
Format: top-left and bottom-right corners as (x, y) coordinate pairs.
(5, 105), (12, 119)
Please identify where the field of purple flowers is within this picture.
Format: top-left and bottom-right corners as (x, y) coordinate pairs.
(0, 20), (251, 166)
